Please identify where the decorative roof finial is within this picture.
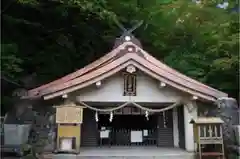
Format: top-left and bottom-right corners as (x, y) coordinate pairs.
(113, 19), (143, 48)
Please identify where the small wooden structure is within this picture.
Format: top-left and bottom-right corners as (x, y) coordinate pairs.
(55, 102), (83, 154)
(190, 117), (225, 159)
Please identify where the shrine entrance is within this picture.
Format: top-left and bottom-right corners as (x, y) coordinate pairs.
(97, 113), (158, 146)
(93, 105), (175, 147)
(80, 104), (174, 147)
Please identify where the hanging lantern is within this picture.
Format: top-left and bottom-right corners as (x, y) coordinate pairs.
(109, 112), (113, 122)
(95, 111), (99, 122)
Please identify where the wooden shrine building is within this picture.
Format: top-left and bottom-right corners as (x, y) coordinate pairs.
(24, 33), (228, 156)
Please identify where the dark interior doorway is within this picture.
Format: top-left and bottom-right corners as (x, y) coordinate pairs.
(177, 105), (185, 149)
(98, 114), (157, 129)
(97, 114), (158, 146)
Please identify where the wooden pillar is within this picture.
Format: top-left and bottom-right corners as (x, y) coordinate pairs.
(184, 101), (197, 152)
(173, 107), (179, 147)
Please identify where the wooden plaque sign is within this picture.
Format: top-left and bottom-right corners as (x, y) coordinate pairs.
(56, 106), (83, 124)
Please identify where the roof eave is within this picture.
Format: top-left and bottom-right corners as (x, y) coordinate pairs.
(28, 42), (133, 96)
(41, 60), (223, 102)
(27, 42), (228, 102)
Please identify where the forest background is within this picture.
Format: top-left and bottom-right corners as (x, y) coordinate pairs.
(1, 0), (239, 114)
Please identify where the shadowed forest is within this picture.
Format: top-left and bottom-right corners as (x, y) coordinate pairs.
(1, 0), (239, 113)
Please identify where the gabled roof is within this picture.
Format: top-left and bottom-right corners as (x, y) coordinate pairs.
(27, 38), (227, 101)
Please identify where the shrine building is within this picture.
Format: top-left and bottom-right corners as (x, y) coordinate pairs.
(25, 33), (228, 156)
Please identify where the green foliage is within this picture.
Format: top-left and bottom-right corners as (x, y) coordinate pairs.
(1, 43), (23, 78)
(1, 0), (239, 100)
(144, 0), (239, 97)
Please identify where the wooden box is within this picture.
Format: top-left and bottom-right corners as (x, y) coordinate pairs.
(55, 104), (84, 154)
(56, 105), (83, 124)
(56, 124), (81, 153)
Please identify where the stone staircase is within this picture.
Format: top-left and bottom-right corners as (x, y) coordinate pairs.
(49, 147), (195, 159)
(51, 153), (195, 159)
(81, 127), (98, 147)
(81, 110), (98, 147)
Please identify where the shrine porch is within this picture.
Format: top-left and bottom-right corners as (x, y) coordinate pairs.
(52, 146), (195, 159)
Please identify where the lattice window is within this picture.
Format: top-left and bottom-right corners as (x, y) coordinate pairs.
(114, 108), (123, 115)
(199, 124), (221, 138)
(131, 107), (141, 115)
(123, 72), (137, 96)
(123, 107), (132, 114)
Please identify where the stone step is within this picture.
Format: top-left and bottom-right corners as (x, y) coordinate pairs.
(52, 154), (195, 159)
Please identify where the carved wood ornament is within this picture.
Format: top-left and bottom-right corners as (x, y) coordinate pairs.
(123, 65), (137, 96)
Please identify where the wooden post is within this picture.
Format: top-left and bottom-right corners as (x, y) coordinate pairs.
(184, 102), (197, 151)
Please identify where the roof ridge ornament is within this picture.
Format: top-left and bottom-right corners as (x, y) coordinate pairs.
(113, 19), (143, 48)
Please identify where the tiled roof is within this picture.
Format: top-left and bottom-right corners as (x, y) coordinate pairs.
(27, 38), (227, 101)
